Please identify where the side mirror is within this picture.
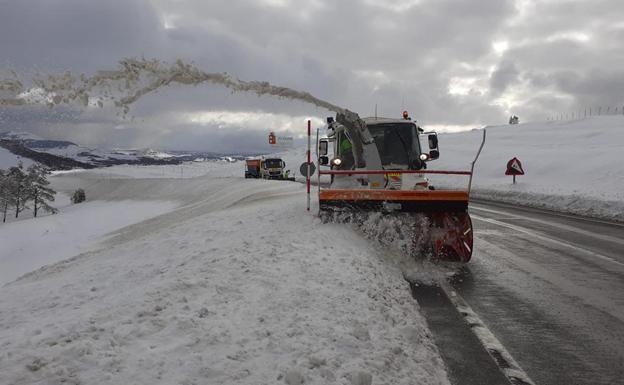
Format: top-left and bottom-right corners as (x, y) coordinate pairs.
(282, 161), (286, 167)
(428, 134), (438, 150)
(429, 149), (440, 160)
(319, 140), (328, 156)
(319, 156), (329, 165)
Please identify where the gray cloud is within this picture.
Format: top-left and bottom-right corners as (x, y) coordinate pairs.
(0, 0), (622, 151)
(490, 60), (520, 95)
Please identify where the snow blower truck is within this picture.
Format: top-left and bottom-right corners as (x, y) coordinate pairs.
(316, 110), (485, 262)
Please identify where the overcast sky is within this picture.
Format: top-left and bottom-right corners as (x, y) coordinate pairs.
(1, 0), (622, 152)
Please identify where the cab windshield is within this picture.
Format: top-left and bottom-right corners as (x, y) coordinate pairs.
(264, 159), (283, 168)
(367, 123), (421, 167)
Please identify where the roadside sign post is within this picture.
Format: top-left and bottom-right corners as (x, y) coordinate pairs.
(299, 161), (316, 179)
(307, 120), (311, 211)
(300, 121), (317, 211)
(505, 157), (525, 184)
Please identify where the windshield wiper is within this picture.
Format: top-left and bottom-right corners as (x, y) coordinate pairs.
(394, 129), (413, 167)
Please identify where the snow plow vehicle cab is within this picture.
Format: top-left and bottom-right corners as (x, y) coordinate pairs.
(260, 158), (294, 181)
(316, 111), (485, 263)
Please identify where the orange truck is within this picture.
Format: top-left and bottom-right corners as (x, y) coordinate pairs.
(244, 159), (261, 178)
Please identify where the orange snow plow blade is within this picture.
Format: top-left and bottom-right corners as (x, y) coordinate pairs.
(317, 171), (474, 263)
(319, 189), (469, 206)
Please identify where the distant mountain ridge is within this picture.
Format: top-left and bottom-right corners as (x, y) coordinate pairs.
(0, 130), (181, 170)
(0, 130), (260, 170)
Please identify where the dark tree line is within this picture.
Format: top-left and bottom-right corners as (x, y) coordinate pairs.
(0, 163), (57, 223)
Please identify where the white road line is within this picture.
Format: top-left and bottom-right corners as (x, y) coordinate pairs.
(471, 205), (624, 246)
(472, 214), (624, 268)
(440, 282), (536, 385)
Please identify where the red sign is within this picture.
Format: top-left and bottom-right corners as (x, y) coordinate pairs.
(505, 157), (525, 175)
(268, 132), (276, 145)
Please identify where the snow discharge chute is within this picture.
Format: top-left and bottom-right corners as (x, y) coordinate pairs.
(316, 112), (486, 263)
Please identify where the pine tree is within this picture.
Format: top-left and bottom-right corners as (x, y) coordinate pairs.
(8, 162), (28, 219)
(26, 164), (57, 217)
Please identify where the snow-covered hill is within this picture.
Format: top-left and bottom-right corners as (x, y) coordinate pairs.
(427, 116), (624, 221)
(0, 146), (34, 168)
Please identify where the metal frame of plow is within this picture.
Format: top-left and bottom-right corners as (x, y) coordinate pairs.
(468, 129), (487, 193)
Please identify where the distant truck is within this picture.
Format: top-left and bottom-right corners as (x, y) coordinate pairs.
(261, 158), (295, 181)
(244, 159), (261, 178)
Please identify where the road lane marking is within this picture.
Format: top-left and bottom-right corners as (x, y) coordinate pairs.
(471, 199), (624, 228)
(472, 214), (624, 268)
(471, 205), (624, 246)
(440, 282), (536, 385)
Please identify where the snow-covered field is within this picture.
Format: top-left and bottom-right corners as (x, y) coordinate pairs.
(427, 116), (624, 221)
(0, 164), (450, 385)
(0, 147), (34, 169)
(0, 199), (177, 285)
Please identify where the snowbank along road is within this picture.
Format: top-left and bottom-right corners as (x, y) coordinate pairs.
(0, 165), (451, 385)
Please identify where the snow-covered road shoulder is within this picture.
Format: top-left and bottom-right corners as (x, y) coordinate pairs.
(0, 177), (449, 385)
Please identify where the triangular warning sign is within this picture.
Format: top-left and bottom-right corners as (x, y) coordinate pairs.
(505, 157), (525, 175)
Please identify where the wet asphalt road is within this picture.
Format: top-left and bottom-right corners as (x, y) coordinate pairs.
(454, 200), (624, 385)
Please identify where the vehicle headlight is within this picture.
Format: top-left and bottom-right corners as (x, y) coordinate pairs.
(331, 157), (342, 166)
(419, 154), (429, 161)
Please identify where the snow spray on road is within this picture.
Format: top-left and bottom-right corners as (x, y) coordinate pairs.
(320, 210), (433, 261)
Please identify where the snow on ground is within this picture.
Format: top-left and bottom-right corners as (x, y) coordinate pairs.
(0, 147), (34, 169)
(54, 159), (242, 180)
(426, 116), (624, 221)
(0, 200), (177, 285)
(0, 166), (450, 385)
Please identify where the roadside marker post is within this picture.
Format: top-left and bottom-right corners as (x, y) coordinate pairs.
(307, 120), (311, 211)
